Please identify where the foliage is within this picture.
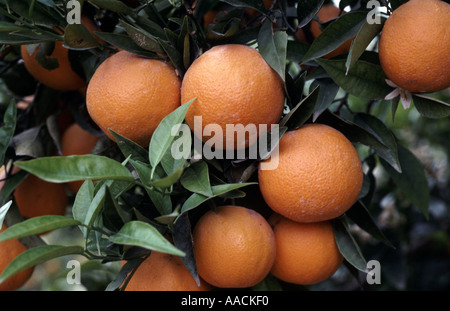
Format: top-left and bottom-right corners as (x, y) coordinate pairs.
(0, 0), (448, 291)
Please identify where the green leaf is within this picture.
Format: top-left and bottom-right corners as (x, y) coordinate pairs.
(172, 213), (200, 286)
(14, 155), (135, 183)
(315, 110), (389, 150)
(280, 85), (320, 130)
(150, 167), (184, 188)
(0, 216), (81, 242)
(149, 99), (194, 171)
(180, 182), (257, 214)
(7, 0), (64, 26)
(297, 0), (325, 28)
(0, 100), (17, 166)
(0, 169), (28, 206)
(333, 218), (367, 272)
(83, 184), (107, 232)
(130, 160), (172, 215)
(102, 186), (132, 232)
(315, 58), (393, 100)
(286, 40), (310, 63)
(88, 0), (134, 14)
(110, 130), (149, 164)
(311, 78), (340, 121)
(258, 21), (287, 81)
(353, 113), (401, 172)
(302, 11), (367, 62)
(72, 180), (95, 236)
(380, 145), (429, 219)
(120, 20), (164, 53)
(180, 161), (213, 197)
(345, 201), (394, 248)
(413, 94), (450, 119)
(0, 245), (85, 284)
(108, 221), (185, 256)
(346, 17), (386, 74)
(157, 37), (184, 75)
(64, 23), (100, 49)
(161, 142), (189, 176)
(93, 32), (158, 58)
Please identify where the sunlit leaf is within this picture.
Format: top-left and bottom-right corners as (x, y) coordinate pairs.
(0, 216), (81, 242)
(108, 221), (185, 256)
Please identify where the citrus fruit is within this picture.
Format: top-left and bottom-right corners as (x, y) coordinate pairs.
(295, 4), (353, 59)
(379, 0), (450, 93)
(192, 205), (276, 288)
(20, 17), (99, 91)
(181, 44), (285, 150)
(258, 123), (363, 223)
(0, 224), (35, 291)
(21, 41), (86, 91)
(123, 251), (211, 291)
(61, 122), (100, 194)
(86, 50), (181, 147)
(14, 173), (67, 219)
(269, 214), (343, 285)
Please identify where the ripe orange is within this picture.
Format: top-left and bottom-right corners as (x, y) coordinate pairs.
(181, 44), (285, 150)
(192, 205), (276, 288)
(379, 0), (450, 93)
(295, 4), (353, 59)
(0, 224), (35, 291)
(258, 123), (363, 223)
(269, 214), (343, 285)
(123, 251), (211, 291)
(14, 173), (67, 219)
(61, 123), (100, 194)
(20, 16), (99, 91)
(21, 41), (86, 91)
(86, 50), (181, 147)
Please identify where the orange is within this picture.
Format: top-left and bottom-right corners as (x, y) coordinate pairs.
(181, 44), (285, 150)
(20, 16), (100, 91)
(14, 173), (67, 219)
(0, 224), (35, 291)
(269, 214), (343, 285)
(61, 123), (100, 194)
(192, 205), (276, 288)
(295, 4), (353, 59)
(379, 0), (450, 93)
(21, 41), (86, 91)
(86, 50), (181, 147)
(123, 251), (211, 291)
(258, 123), (363, 223)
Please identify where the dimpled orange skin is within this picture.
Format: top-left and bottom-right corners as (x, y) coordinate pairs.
(192, 205), (276, 288)
(0, 224), (34, 291)
(61, 123), (99, 194)
(21, 42), (86, 91)
(269, 214), (344, 285)
(14, 174), (67, 219)
(123, 251), (210, 291)
(379, 0), (450, 93)
(181, 44), (285, 150)
(86, 51), (181, 147)
(258, 123), (363, 223)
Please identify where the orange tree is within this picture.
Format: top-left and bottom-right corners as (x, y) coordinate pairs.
(0, 0), (449, 291)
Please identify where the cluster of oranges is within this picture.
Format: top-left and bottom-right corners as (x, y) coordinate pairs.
(2, 0), (449, 291)
(85, 42), (360, 290)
